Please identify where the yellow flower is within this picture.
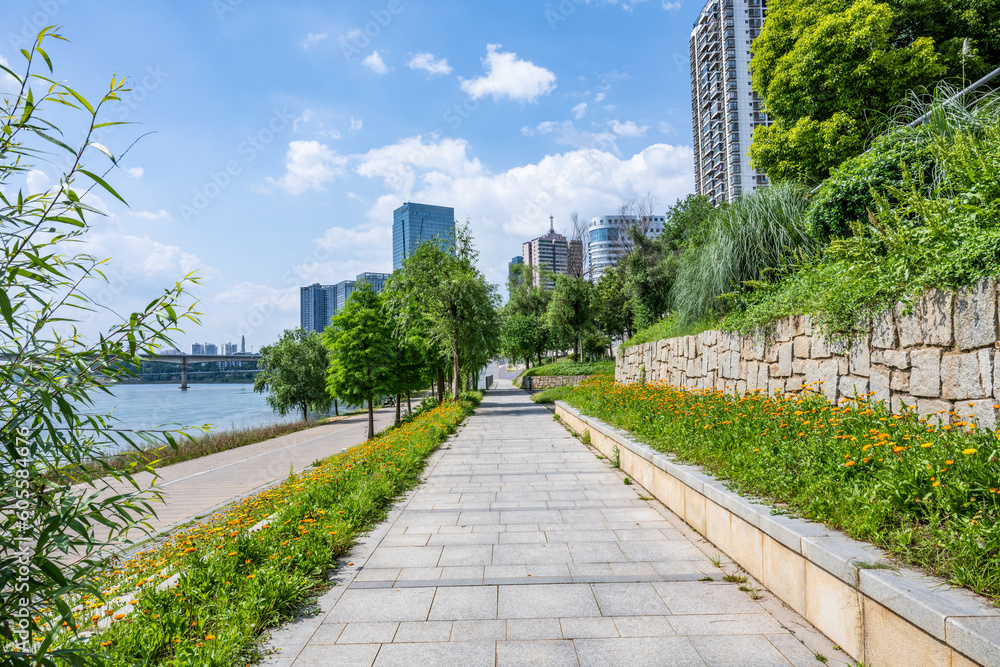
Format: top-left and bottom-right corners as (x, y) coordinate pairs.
(962, 448), (977, 455)
(933, 481), (941, 487)
(920, 443), (932, 448)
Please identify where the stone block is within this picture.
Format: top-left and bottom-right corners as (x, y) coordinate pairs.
(768, 379), (785, 396)
(896, 302), (923, 348)
(870, 366), (891, 404)
(729, 515), (763, 581)
(793, 336), (810, 359)
(804, 562), (863, 660)
(765, 344), (778, 364)
(776, 342), (792, 377)
(917, 398), (954, 425)
(955, 277), (998, 350)
(775, 317), (793, 342)
(761, 534), (806, 615)
(921, 289), (955, 347)
(704, 500), (732, 557)
(862, 596), (951, 667)
(683, 485), (707, 535)
(872, 309), (898, 349)
(910, 348), (943, 398)
(849, 337), (871, 377)
(838, 357), (850, 376)
(941, 349), (992, 401)
(792, 315), (807, 336)
(811, 336), (832, 359)
(964, 399), (999, 431)
(818, 359), (839, 403)
(872, 349), (910, 369)
(890, 370), (910, 393)
(946, 616), (1000, 667)
(839, 376), (869, 400)
(792, 358), (806, 376)
(757, 363), (770, 393)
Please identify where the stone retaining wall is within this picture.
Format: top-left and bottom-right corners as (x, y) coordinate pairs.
(515, 375), (591, 390)
(555, 401), (1000, 667)
(617, 277), (1000, 427)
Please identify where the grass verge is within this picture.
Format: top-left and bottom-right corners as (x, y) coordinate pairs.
(531, 385), (575, 404)
(61, 392), (481, 665)
(623, 315), (719, 349)
(562, 376), (1000, 603)
(520, 361), (614, 378)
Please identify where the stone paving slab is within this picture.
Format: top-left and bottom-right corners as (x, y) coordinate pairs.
(261, 379), (855, 666)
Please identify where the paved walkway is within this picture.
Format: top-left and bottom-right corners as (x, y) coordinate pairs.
(90, 406), (399, 546)
(263, 381), (851, 667)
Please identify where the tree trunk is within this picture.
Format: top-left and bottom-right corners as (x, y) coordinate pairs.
(437, 369), (445, 404)
(525, 356), (530, 370)
(452, 337), (461, 401)
(407, 390), (412, 414)
(302, 401), (308, 422)
(334, 397), (339, 417)
(367, 396), (374, 439)
(395, 394), (401, 424)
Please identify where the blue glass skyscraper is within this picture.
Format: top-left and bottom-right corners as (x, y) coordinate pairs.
(393, 202), (455, 271)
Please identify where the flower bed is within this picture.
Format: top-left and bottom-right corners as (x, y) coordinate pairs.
(52, 394), (480, 666)
(563, 376), (1000, 603)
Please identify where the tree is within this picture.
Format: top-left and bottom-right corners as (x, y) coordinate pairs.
(253, 329), (332, 422)
(0, 32), (200, 666)
(326, 282), (394, 437)
(385, 222), (500, 399)
(749, 0), (953, 182)
(546, 275), (594, 360)
(593, 266), (634, 343)
(500, 311), (546, 369)
(505, 263), (552, 364)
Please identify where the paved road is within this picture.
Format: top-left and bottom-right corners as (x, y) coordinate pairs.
(90, 405), (400, 547)
(262, 381), (852, 666)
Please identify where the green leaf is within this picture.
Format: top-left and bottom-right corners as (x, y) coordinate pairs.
(36, 46), (53, 73)
(64, 86), (95, 114)
(79, 169), (127, 205)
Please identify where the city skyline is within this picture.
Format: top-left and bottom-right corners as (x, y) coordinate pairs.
(0, 1), (696, 350)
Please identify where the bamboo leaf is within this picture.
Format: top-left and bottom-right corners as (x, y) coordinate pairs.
(79, 169), (127, 204)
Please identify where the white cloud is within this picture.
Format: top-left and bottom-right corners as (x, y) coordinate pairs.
(0, 55), (18, 93)
(302, 32), (328, 50)
(356, 135), (484, 193)
(320, 128), (342, 140)
(594, 92), (606, 103)
(609, 120), (649, 137)
(572, 102), (588, 119)
(25, 169), (51, 195)
(522, 120), (620, 154)
(662, 1), (682, 10)
(350, 118), (363, 132)
(132, 209), (170, 221)
(659, 121), (675, 135)
(126, 166), (144, 179)
(460, 44), (556, 103)
(406, 52), (452, 76)
(268, 140), (347, 195)
(84, 231), (206, 279)
(361, 50), (390, 74)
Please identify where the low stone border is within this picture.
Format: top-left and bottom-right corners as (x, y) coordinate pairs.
(555, 400), (1000, 667)
(514, 374), (590, 390)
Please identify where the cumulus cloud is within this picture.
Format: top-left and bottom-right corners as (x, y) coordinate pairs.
(594, 92), (606, 103)
(293, 109), (314, 132)
(406, 52), (452, 76)
(268, 140), (347, 194)
(126, 166), (144, 179)
(25, 169), (51, 195)
(609, 120), (649, 137)
(301, 32), (328, 49)
(460, 44), (556, 103)
(572, 103), (588, 119)
(522, 121), (620, 154)
(361, 51), (389, 74)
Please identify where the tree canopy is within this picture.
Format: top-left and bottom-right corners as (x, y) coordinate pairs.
(254, 329), (333, 421)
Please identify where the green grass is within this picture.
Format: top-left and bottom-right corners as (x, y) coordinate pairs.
(532, 385), (575, 404)
(520, 361), (614, 377)
(563, 376), (1000, 603)
(624, 314), (719, 348)
(57, 394), (482, 666)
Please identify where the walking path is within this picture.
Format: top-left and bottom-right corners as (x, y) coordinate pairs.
(263, 381), (851, 667)
(92, 406), (399, 544)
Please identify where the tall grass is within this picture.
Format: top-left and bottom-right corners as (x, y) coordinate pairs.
(671, 181), (814, 324)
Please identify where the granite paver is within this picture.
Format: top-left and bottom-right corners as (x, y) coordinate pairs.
(263, 379), (854, 666)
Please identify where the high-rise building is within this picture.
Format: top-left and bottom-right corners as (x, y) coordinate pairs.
(586, 214), (667, 282)
(300, 283), (336, 334)
(521, 217), (583, 289)
(224, 342), (239, 355)
(689, 0), (770, 204)
(393, 202), (455, 271)
(191, 343), (205, 356)
(205, 343), (218, 356)
(508, 256), (524, 286)
(241, 335), (245, 354)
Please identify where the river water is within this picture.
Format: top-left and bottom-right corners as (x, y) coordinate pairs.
(84, 383), (321, 434)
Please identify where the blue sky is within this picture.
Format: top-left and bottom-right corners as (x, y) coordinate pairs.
(1, 0), (697, 351)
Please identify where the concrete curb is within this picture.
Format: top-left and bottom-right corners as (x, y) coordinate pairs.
(555, 400), (1000, 667)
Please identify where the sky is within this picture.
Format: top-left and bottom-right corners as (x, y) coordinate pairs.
(1, 0), (698, 352)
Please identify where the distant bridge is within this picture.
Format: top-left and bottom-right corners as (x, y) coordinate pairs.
(139, 354), (262, 390)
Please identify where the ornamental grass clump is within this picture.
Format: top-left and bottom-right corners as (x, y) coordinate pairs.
(37, 394), (480, 666)
(565, 376), (1000, 602)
